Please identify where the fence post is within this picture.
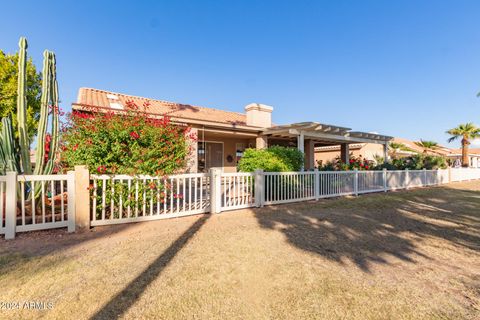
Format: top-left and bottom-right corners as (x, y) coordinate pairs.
(314, 168), (320, 200)
(209, 168), (222, 213)
(354, 169), (359, 196)
(448, 167), (452, 183)
(254, 169), (264, 207)
(74, 166), (90, 229)
(67, 171), (76, 233)
(383, 168), (387, 192)
(405, 169), (410, 189)
(5, 171), (17, 240)
(423, 168), (427, 186)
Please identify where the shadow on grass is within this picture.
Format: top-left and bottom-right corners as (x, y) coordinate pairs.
(254, 186), (480, 272)
(0, 223), (135, 273)
(90, 214), (209, 320)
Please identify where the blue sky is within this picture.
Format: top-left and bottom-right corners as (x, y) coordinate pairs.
(1, 0), (480, 147)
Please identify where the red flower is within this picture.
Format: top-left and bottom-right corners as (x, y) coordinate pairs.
(365, 165), (369, 169)
(72, 143), (79, 151)
(97, 165), (107, 174)
(130, 131), (140, 139)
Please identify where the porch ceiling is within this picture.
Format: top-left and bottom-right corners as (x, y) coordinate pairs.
(262, 122), (393, 145)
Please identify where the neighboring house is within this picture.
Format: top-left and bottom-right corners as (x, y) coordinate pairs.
(315, 136), (480, 168)
(72, 88), (392, 172)
(315, 143), (384, 166)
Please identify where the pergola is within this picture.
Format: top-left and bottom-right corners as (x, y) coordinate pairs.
(259, 122), (393, 169)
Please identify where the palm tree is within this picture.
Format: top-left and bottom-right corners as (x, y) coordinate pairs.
(388, 142), (412, 158)
(446, 123), (480, 167)
(414, 140), (439, 154)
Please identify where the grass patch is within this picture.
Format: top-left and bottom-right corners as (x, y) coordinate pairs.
(0, 181), (479, 319)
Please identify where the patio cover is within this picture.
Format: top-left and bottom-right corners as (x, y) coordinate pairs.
(261, 122), (392, 145)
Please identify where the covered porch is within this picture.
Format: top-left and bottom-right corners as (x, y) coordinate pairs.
(260, 122), (393, 170)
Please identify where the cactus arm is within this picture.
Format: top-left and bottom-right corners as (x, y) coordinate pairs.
(0, 117), (20, 173)
(33, 50), (51, 175)
(17, 37), (31, 174)
(44, 52), (59, 174)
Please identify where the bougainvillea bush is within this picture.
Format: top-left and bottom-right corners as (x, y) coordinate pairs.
(61, 100), (196, 175)
(317, 155), (373, 171)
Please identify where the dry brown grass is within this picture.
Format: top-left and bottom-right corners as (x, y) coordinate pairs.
(0, 181), (479, 320)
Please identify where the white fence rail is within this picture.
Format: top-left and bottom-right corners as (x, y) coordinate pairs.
(450, 167), (480, 182)
(1, 167), (479, 239)
(265, 171), (316, 205)
(0, 171), (75, 239)
(90, 173), (210, 226)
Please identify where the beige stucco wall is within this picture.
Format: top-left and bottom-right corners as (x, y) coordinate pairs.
(199, 132), (255, 173)
(315, 143), (384, 165)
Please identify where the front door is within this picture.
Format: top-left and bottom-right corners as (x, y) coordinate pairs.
(198, 141), (223, 172)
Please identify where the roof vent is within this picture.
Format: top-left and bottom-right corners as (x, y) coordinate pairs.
(109, 102), (124, 110)
(107, 94), (119, 100)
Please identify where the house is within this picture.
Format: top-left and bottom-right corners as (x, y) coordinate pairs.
(72, 88), (392, 172)
(314, 136), (480, 168)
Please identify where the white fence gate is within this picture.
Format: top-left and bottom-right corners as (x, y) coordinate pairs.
(1, 167), (479, 239)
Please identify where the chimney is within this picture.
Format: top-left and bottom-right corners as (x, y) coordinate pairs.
(244, 103), (273, 128)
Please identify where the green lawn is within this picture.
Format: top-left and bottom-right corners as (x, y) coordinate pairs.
(1, 181), (479, 319)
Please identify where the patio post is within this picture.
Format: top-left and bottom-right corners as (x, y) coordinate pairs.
(340, 143), (349, 164)
(383, 142), (389, 163)
(256, 136), (268, 149)
(297, 132), (305, 170)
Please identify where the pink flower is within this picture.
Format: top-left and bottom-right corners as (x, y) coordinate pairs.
(130, 131), (140, 139)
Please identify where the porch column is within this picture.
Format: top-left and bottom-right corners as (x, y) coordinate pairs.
(186, 128), (198, 173)
(297, 132), (305, 153)
(304, 139), (315, 170)
(256, 136), (268, 149)
(340, 143), (349, 163)
(383, 142), (389, 164)
(297, 132), (305, 170)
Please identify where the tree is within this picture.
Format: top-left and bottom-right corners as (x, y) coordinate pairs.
(0, 50), (42, 142)
(414, 140), (439, 154)
(446, 123), (480, 167)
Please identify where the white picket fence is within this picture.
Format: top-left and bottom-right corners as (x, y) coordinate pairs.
(90, 173), (210, 226)
(1, 167), (479, 239)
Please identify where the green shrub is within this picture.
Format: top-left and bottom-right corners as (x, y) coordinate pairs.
(238, 146), (304, 172)
(373, 154), (448, 170)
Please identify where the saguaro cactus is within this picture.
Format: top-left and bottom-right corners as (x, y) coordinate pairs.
(0, 37), (60, 181)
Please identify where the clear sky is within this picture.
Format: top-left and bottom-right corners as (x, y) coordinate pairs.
(1, 0), (479, 147)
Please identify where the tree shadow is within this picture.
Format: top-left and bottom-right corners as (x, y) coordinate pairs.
(90, 214), (209, 320)
(254, 186), (480, 273)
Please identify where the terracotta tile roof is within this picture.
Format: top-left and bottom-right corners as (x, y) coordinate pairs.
(73, 88), (248, 126)
(391, 138), (480, 156)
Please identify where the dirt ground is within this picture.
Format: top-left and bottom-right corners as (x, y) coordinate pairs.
(0, 181), (479, 319)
